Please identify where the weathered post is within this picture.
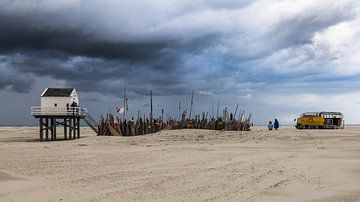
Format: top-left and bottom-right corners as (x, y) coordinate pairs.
(73, 118), (76, 138)
(64, 118), (67, 140)
(123, 83), (126, 120)
(188, 90), (194, 119)
(45, 118), (49, 140)
(150, 91), (153, 133)
(161, 109), (164, 129)
(77, 117), (80, 138)
(69, 118), (72, 139)
(40, 118), (43, 140)
(51, 118), (55, 140)
(179, 101), (181, 121)
(234, 104), (239, 118)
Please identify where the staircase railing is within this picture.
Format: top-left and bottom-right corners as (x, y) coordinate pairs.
(83, 113), (99, 135)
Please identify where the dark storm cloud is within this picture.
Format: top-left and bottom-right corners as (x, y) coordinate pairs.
(0, 56), (33, 92)
(0, 7), (222, 62)
(0, 1), (227, 95)
(0, 11), (169, 61)
(6, 52), (190, 96)
(0, 0), (359, 98)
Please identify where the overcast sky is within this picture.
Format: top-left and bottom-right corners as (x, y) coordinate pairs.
(1, 0), (360, 125)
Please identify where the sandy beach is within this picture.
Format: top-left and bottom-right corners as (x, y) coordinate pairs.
(0, 126), (359, 202)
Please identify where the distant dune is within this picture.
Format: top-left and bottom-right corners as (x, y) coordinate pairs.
(0, 126), (359, 201)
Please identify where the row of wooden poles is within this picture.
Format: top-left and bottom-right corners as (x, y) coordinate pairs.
(97, 113), (163, 136)
(172, 106), (252, 131)
(97, 110), (252, 136)
(97, 90), (252, 136)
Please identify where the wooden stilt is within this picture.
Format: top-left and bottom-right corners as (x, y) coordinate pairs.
(73, 118), (76, 138)
(69, 118), (72, 139)
(64, 118), (67, 140)
(45, 118), (49, 140)
(77, 117), (80, 138)
(50, 118), (54, 141)
(40, 118), (43, 140)
(53, 118), (57, 140)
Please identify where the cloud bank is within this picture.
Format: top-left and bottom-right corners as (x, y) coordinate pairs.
(1, 0), (360, 124)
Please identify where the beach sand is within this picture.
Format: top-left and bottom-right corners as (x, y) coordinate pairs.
(0, 126), (359, 201)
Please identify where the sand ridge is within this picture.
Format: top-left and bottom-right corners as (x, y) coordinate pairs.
(0, 126), (359, 201)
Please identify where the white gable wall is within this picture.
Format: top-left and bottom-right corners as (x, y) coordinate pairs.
(41, 97), (71, 109)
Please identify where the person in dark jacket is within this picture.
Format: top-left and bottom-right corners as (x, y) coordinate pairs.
(268, 121), (273, 131)
(274, 118), (279, 130)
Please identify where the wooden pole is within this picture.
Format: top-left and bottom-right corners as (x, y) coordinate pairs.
(77, 117), (80, 138)
(45, 118), (49, 140)
(189, 90), (194, 119)
(179, 101), (181, 121)
(161, 109), (164, 129)
(216, 101), (219, 119)
(53, 118), (57, 140)
(73, 118), (76, 138)
(123, 83), (126, 120)
(234, 104), (239, 118)
(150, 90), (153, 132)
(49, 118), (52, 140)
(212, 101), (214, 119)
(39, 118), (43, 140)
(50, 118), (54, 141)
(64, 118), (67, 140)
(161, 109), (164, 122)
(69, 118), (72, 139)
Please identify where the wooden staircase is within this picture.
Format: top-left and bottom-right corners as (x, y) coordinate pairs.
(83, 114), (100, 135)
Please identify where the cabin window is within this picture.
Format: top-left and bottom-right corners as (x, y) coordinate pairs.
(54, 103), (57, 107)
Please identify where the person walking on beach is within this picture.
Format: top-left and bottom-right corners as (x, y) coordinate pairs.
(268, 121), (273, 131)
(274, 118), (279, 130)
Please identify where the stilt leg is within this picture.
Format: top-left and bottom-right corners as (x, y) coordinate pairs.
(46, 118), (49, 140)
(64, 118), (67, 140)
(77, 117), (80, 138)
(51, 118), (54, 141)
(69, 118), (72, 139)
(40, 118), (43, 140)
(50, 119), (53, 140)
(53, 118), (57, 140)
(73, 118), (76, 138)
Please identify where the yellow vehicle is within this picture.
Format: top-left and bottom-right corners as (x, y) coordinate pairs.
(295, 112), (344, 129)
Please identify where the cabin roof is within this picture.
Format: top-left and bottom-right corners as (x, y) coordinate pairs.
(42, 88), (74, 97)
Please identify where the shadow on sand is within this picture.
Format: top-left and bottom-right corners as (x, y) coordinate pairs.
(0, 136), (90, 143)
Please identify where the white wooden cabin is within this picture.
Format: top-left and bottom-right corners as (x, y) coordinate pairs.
(41, 88), (79, 109)
(31, 88), (90, 141)
(31, 88), (87, 117)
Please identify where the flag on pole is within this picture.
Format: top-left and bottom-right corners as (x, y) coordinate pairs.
(116, 107), (125, 114)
